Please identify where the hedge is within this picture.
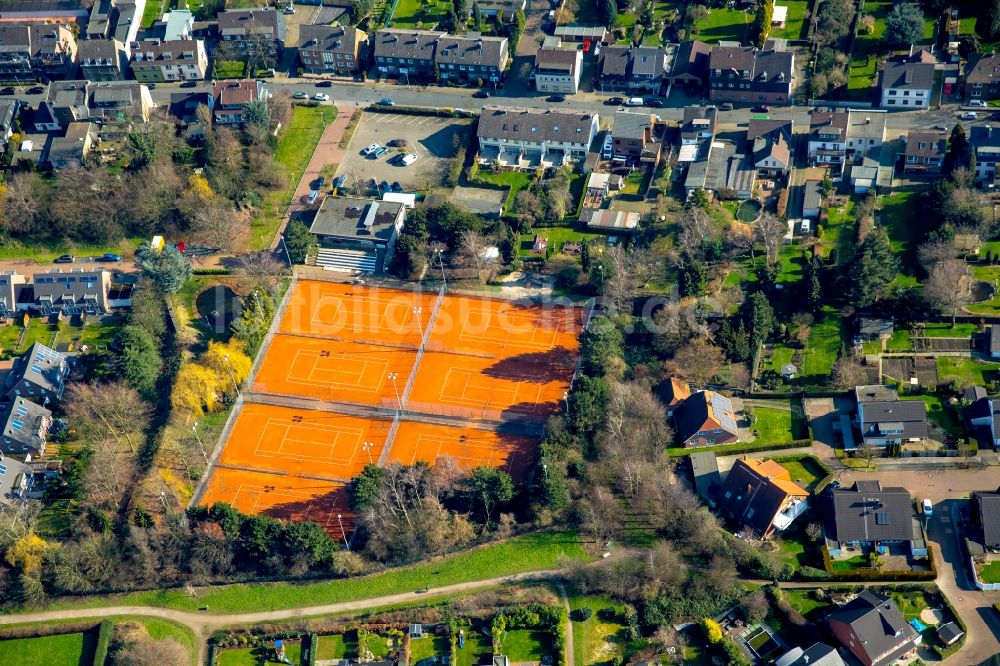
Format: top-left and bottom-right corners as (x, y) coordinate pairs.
(93, 620), (113, 666)
(306, 633), (318, 666)
(367, 104), (474, 118)
(821, 544), (937, 581)
(0, 622), (100, 640)
(192, 268), (231, 275)
(206, 643), (217, 666)
(666, 439), (811, 457)
(929, 592), (968, 659)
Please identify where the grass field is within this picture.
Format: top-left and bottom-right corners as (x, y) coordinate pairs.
(0, 630), (97, 666)
(970, 265), (1000, 315)
(880, 190), (923, 278)
(214, 61), (247, 79)
(784, 589), (831, 619)
(922, 323), (979, 337)
(473, 170), (533, 213)
(977, 559), (1000, 583)
(501, 629), (550, 661)
(822, 201), (856, 264)
(768, 455), (828, 491)
(46, 532), (587, 614)
(410, 634), (449, 663)
(752, 405), (806, 445)
(253, 105), (336, 250)
(771, 0), (810, 40)
(695, 6), (750, 43)
(218, 643), (303, 665)
(937, 357), (1000, 387)
(141, 0), (170, 28)
(518, 227), (600, 257)
(902, 394), (962, 434)
(316, 633), (353, 660)
(0, 316), (55, 356)
(802, 309), (842, 379)
(389, 0), (450, 28)
(455, 628), (492, 666)
(568, 593), (628, 665)
(0, 238), (139, 263)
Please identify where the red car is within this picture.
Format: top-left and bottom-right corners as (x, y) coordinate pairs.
(582, 40), (591, 53)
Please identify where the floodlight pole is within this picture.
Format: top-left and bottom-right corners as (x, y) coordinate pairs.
(435, 247), (447, 287)
(363, 441), (374, 464)
(337, 513), (350, 551)
(223, 353), (241, 396)
(192, 421), (208, 464)
(387, 372), (402, 413)
(413, 306), (424, 340)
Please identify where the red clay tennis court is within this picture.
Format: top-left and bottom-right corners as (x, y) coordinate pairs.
(253, 334), (417, 405)
(217, 403), (392, 480)
(279, 280), (436, 347)
(389, 422), (536, 479)
(200, 467), (354, 532)
(407, 351), (573, 420)
(427, 295), (581, 359)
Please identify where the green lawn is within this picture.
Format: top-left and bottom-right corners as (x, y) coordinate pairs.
(568, 593), (627, 666)
(141, 0), (169, 28)
(316, 634), (353, 660)
(501, 629), (550, 662)
(621, 168), (651, 196)
(695, 6), (750, 43)
(922, 323), (979, 337)
(518, 227), (600, 257)
(254, 105), (336, 250)
(389, 0), (450, 28)
(832, 553), (869, 570)
(764, 345), (795, 376)
(43, 532), (587, 614)
(847, 52), (879, 100)
(53, 315), (123, 351)
(970, 265), (1000, 315)
(0, 238), (139, 263)
(214, 61), (247, 79)
(455, 628), (492, 666)
(887, 328), (911, 351)
(410, 635), (449, 664)
(768, 455), (828, 491)
(822, 201), (856, 265)
(901, 394), (962, 434)
(937, 358), (1000, 387)
(473, 170), (533, 214)
(802, 308), (843, 380)
(0, 316), (58, 357)
(783, 589), (831, 619)
(978, 559), (1000, 583)
(879, 190), (923, 277)
(772, 0), (810, 40)
(752, 404), (807, 445)
(0, 631), (98, 666)
(218, 644), (304, 666)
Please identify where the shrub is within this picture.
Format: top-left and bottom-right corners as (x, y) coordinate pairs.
(798, 566), (830, 581)
(700, 617), (723, 644)
(93, 620), (113, 666)
(574, 607), (593, 621)
(720, 637), (751, 666)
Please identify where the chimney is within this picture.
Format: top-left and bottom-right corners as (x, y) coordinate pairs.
(865, 116), (871, 124)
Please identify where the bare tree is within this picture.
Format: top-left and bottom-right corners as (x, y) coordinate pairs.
(755, 213), (786, 265)
(65, 382), (151, 453)
(725, 223), (755, 261)
(924, 258), (973, 325)
(671, 338), (725, 386)
(2, 172), (46, 235)
(234, 251), (288, 293)
(190, 201), (251, 252)
(830, 356), (868, 389)
(918, 238), (957, 267)
(677, 206), (714, 258)
(457, 229), (498, 283)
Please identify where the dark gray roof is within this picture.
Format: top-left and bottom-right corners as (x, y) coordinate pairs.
(681, 105), (716, 140)
(709, 46), (793, 91)
(906, 130), (947, 159)
(775, 643), (846, 666)
(689, 450), (720, 500)
(672, 40), (710, 81)
(218, 8), (282, 34)
(828, 591), (918, 666)
(374, 29), (443, 61)
(879, 61), (935, 91)
(971, 125), (1000, 150)
(991, 326), (1000, 353)
(810, 110), (848, 140)
(434, 35), (507, 68)
(825, 481), (915, 543)
(478, 106), (596, 145)
(309, 197), (404, 243)
(965, 53), (1000, 86)
(964, 385), (987, 402)
(600, 45), (628, 77)
(78, 38), (121, 63)
(630, 46), (665, 77)
(299, 25), (366, 56)
(613, 110), (652, 141)
(803, 179), (823, 211)
(859, 318), (893, 339)
(0, 23), (30, 51)
(973, 489), (1000, 546)
(0, 396), (51, 453)
(937, 622), (964, 645)
(858, 399), (927, 439)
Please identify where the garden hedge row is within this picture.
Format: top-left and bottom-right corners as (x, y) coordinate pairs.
(192, 268), (231, 276)
(92, 620), (113, 666)
(367, 104), (473, 118)
(307, 633), (318, 666)
(0, 622), (99, 640)
(821, 544), (937, 581)
(667, 439), (811, 457)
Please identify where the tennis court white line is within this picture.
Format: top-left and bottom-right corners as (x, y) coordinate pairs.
(284, 349), (388, 393)
(454, 309), (561, 349)
(252, 417), (365, 466)
(307, 294), (423, 334)
(438, 367), (542, 413)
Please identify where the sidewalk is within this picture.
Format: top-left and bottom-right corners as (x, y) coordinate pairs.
(269, 102), (357, 250)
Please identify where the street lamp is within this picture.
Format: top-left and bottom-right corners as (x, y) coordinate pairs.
(159, 491), (168, 511)
(192, 421), (208, 464)
(362, 441), (374, 464)
(413, 306), (424, 339)
(337, 514), (350, 551)
(387, 372), (402, 412)
(434, 247), (447, 287)
(563, 391), (569, 413)
(223, 353), (240, 396)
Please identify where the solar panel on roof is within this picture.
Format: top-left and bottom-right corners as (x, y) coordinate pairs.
(875, 511), (890, 525)
(11, 419), (23, 431)
(16, 404), (27, 417)
(30, 364), (42, 374)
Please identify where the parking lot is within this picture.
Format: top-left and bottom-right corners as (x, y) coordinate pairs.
(337, 112), (472, 191)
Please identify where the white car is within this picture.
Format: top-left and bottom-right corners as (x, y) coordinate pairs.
(922, 498), (933, 517)
(970, 99), (988, 107)
(961, 111), (978, 120)
(292, 91), (307, 99)
(400, 153), (418, 166)
(312, 93), (330, 102)
(624, 97), (645, 107)
(361, 143), (380, 156)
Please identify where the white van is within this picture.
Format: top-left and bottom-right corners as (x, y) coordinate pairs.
(401, 153), (418, 166)
(624, 97), (645, 107)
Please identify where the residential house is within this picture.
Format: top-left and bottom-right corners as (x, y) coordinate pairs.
(112, 0), (147, 59)
(846, 110), (887, 158)
(31, 103), (60, 132)
(903, 130), (947, 174)
(475, 0), (526, 21)
(32, 267), (113, 315)
(129, 39), (208, 82)
(802, 179), (823, 218)
(745, 117), (792, 177)
(972, 126), (1000, 184)
(879, 60), (935, 110)
(0, 22), (77, 81)
(584, 171), (622, 199)
(434, 34), (509, 86)
(824, 480), (927, 558)
(971, 488), (1000, 549)
(611, 110), (659, 163)
(44, 79), (90, 129)
(308, 197), (406, 273)
(46, 121), (93, 169)
(0, 100), (22, 141)
(77, 39), (127, 81)
(855, 384), (927, 448)
(689, 450), (721, 505)
(0, 271), (27, 319)
(717, 457), (809, 538)
(937, 623), (964, 647)
(679, 105), (717, 193)
(672, 390), (740, 447)
(827, 590), (920, 666)
(0, 396), (52, 457)
(597, 45), (667, 93)
(774, 643), (846, 666)
(217, 8), (287, 64)
(86, 0), (114, 39)
(373, 29), (444, 81)
(476, 106), (599, 168)
(213, 79), (266, 125)
(533, 46), (582, 94)
(808, 109), (849, 171)
(0, 0), (88, 22)
(4, 342), (70, 404)
(965, 53), (1000, 102)
(968, 395), (1000, 448)
(708, 45), (794, 105)
(669, 40), (710, 92)
(88, 81), (154, 125)
(298, 25), (368, 76)
(162, 9), (194, 41)
(655, 376), (691, 415)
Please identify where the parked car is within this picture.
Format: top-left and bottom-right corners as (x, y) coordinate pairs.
(606, 96), (624, 105)
(282, 5), (295, 13)
(307, 190), (320, 205)
(546, 94), (565, 102)
(27, 86), (44, 95)
(379, 180), (391, 192)
(362, 143), (380, 156)
(179, 80), (198, 88)
(961, 111), (978, 120)
(922, 499), (933, 516)
(391, 181), (403, 192)
(312, 93), (330, 101)
(472, 90), (490, 99)
(373, 146), (389, 157)
(400, 153), (418, 166)
(54, 254), (74, 264)
(147, 83), (156, 90)
(314, 176), (327, 189)
(378, 98), (395, 106)
(719, 102), (734, 111)
(315, 80), (333, 87)
(751, 104), (769, 113)
(293, 91), (307, 99)
(624, 97), (645, 106)
(646, 98), (663, 108)
(100, 253), (122, 262)
(602, 134), (613, 159)
(0, 87), (14, 96)
(970, 99), (987, 107)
